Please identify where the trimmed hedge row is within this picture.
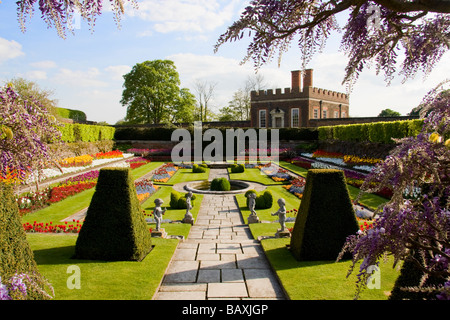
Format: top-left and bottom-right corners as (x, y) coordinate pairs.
(60, 123), (115, 142)
(318, 119), (424, 144)
(114, 126), (318, 141)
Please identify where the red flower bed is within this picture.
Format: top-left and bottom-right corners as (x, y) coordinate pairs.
(48, 182), (97, 203)
(23, 220), (82, 233)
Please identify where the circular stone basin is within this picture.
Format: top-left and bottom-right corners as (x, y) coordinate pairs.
(184, 180), (252, 195)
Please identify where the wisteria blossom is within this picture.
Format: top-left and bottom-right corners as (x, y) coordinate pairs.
(215, 0), (450, 90)
(16, 0), (138, 38)
(339, 83), (450, 299)
(0, 84), (62, 186)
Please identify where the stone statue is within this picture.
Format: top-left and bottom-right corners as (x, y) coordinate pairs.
(182, 191), (194, 225)
(271, 198), (287, 231)
(153, 198), (166, 231)
(247, 192), (257, 216)
(246, 192), (260, 224)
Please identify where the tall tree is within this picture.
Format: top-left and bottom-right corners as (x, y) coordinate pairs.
(193, 79), (217, 122)
(215, 0), (450, 90)
(167, 88), (197, 124)
(121, 60), (182, 124)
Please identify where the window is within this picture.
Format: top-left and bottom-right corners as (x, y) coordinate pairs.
(322, 110), (327, 119)
(342, 111), (346, 118)
(259, 109), (266, 128)
(313, 109), (319, 119)
(291, 108), (299, 127)
(334, 111), (339, 118)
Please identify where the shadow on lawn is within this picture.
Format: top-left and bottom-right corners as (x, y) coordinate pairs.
(262, 242), (348, 271)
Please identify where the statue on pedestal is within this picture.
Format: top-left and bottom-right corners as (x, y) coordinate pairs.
(272, 198), (290, 237)
(153, 198), (166, 232)
(182, 191), (194, 225)
(246, 192), (260, 224)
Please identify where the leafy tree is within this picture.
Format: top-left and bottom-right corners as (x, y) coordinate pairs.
(15, 0), (138, 38)
(121, 60), (189, 124)
(378, 108), (401, 117)
(168, 88), (197, 124)
(215, 0), (450, 90)
(218, 106), (240, 121)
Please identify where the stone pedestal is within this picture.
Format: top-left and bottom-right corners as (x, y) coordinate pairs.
(247, 214), (260, 224)
(182, 213), (194, 225)
(151, 228), (167, 238)
(275, 229), (291, 238)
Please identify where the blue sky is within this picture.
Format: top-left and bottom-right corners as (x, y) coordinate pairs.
(0, 0), (449, 124)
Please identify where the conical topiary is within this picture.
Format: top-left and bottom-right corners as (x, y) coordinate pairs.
(290, 169), (359, 261)
(0, 183), (53, 299)
(74, 168), (153, 261)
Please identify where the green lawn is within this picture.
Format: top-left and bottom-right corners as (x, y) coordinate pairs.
(20, 159), (398, 300)
(27, 233), (178, 300)
(260, 238), (400, 300)
(141, 185), (203, 238)
(159, 167), (210, 185)
(228, 167), (285, 185)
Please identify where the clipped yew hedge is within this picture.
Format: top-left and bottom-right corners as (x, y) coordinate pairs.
(290, 169), (359, 261)
(318, 119), (424, 144)
(0, 184), (52, 299)
(74, 168), (152, 261)
(59, 123), (115, 143)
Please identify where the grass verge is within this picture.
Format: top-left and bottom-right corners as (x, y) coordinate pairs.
(261, 238), (400, 300)
(27, 233), (178, 300)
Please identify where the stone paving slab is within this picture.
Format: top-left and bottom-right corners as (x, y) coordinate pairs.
(153, 168), (285, 300)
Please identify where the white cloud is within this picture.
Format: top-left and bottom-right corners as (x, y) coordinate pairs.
(167, 52), (291, 109)
(53, 67), (108, 87)
(29, 60), (57, 69)
(105, 65), (132, 81)
(0, 37), (25, 63)
(128, 0), (241, 35)
(25, 70), (48, 80)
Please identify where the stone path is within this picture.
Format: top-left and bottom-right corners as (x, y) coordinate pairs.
(152, 169), (286, 300)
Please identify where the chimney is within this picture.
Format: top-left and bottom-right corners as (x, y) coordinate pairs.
(303, 69), (313, 88)
(291, 70), (301, 91)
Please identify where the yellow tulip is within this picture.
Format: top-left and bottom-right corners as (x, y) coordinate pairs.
(429, 132), (443, 143)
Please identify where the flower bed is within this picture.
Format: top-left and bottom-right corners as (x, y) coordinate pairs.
(135, 178), (159, 203)
(282, 177), (306, 199)
(152, 163), (178, 183)
(126, 157), (151, 170)
(23, 220), (82, 233)
(93, 150), (123, 159)
(259, 163), (292, 182)
(59, 155), (94, 168)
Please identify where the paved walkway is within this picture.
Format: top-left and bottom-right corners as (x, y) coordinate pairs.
(152, 169), (286, 300)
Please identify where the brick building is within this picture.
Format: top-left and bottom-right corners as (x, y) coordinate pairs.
(250, 69), (349, 128)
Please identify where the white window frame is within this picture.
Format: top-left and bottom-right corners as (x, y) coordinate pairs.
(322, 109), (327, 119)
(259, 109), (267, 128)
(291, 108), (299, 127)
(313, 109), (319, 119)
(334, 111), (339, 118)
